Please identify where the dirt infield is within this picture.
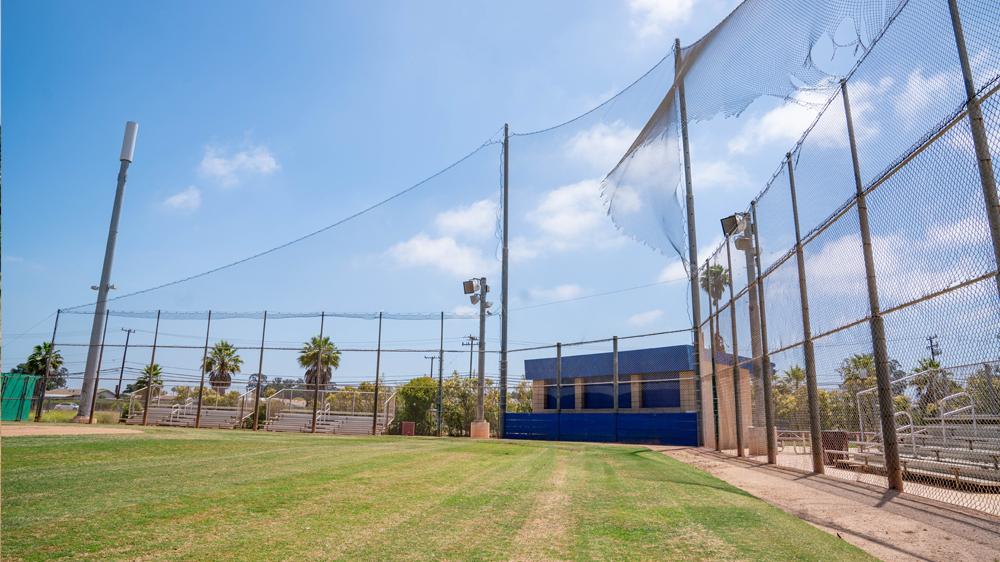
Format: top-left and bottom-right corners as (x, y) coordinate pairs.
(657, 447), (1000, 562)
(0, 423), (142, 437)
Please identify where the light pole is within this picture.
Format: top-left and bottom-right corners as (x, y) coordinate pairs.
(78, 122), (138, 422)
(463, 277), (491, 438)
(114, 328), (135, 399)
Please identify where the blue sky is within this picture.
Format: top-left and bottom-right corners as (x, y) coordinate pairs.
(5, 0), (996, 390)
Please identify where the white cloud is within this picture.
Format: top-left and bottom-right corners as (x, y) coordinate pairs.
(386, 234), (495, 278)
(728, 101), (821, 154)
(566, 121), (638, 172)
(527, 284), (585, 303)
(893, 69), (955, 119)
(199, 145), (279, 187)
(528, 179), (623, 252)
(435, 199), (497, 239)
(162, 186), (202, 212)
(452, 305), (479, 316)
(627, 309), (665, 327)
(694, 159), (752, 191)
(629, 0), (695, 39)
(658, 235), (724, 281)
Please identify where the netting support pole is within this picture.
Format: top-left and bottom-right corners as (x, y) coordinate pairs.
(312, 312), (326, 434)
(194, 311), (212, 429)
(499, 123), (510, 439)
(751, 202), (777, 464)
(35, 310), (61, 422)
(556, 343), (562, 415)
(142, 310), (161, 427)
(88, 310), (110, 424)
(253, 311), (267, 431)
(841, 81), (902, 491)
(372, 312), (382, 436)
(786, 153), (825, 474)
(437, 311), (444, 437)
(612, 336), (619, 412)
(723, 241), (744, 457)
(708, 297), (721, 451)
(948, 0), (1000, 295)
(675, 37), (705, 447)
(78, 123), (138, 423)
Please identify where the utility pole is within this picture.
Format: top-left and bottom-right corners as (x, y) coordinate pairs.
(78, 121), (138, 422)
(424, 355), (437, 378)
(114, 328), (135, 399)
(462, 336), (478, 379)
(926, 335), (941, 361)
(473, 278), (490, 437)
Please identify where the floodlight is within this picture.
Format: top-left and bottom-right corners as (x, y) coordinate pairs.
(734, 236), (752, 251)
(463, 280), (477, 294)
(720, 214), (741, 236)
(470, 294), (480, 305)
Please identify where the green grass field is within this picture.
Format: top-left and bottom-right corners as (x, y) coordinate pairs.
(1, 427), (872, 561)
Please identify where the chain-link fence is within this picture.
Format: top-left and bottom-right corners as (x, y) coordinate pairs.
(698, 0), (1000, 517)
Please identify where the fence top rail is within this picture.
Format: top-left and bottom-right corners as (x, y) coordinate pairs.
(59, 309), (478, 321)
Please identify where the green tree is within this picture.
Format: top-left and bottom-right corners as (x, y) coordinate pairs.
(507, 381), (533, 413)
(13, 342), (67, 393)
(298, 336), (341, 387)
(395, 376), (438, 435)
(700, 265), (729, 353)
(125, 364), (164, 397)
(967, 363), (1000, 414)
(441, 372), (498, 436)
(910, 358), (959, 421)
(203, 340), (243, 395)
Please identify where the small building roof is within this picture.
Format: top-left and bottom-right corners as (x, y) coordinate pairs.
(524, 345), (756, 380)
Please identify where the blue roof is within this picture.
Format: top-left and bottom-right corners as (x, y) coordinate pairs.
(524, 345), (694, 380)
(523, 345), (756, 380)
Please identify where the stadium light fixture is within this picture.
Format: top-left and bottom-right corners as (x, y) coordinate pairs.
(463, 279), (478, 295)
(720, 213), (748, 237)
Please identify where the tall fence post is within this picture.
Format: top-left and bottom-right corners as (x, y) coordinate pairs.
(500, 123), (510, 439)
(194, 311), (212, 429)
(723, 241), (745, 456)
(88, 310), (110, 424)
(841, 81), (903, 490)
(312, 312), (326, 434)
(555, 342), (562, 415)
(751, 202), (777, 464)
(947, 0), (1000, 293)
(786, 153), (825, 474)
(612, 336), (619, 412)
(141, 310), (161, 427)
(35, 310), (61, 422)
(372, 312), (383, 435)
(437, 311), (444, 437)
(675, 37), (705, 448)
(253, 311), (267, 431)
(708, 294), (721, 451)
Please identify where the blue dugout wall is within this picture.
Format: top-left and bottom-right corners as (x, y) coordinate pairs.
(503, 412), (698, 446)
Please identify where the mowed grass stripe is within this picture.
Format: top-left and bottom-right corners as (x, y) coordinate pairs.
(1, 429), (874, 561)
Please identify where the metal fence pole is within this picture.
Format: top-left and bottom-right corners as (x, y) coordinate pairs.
(751, 202), (777, 464)
(841, 81), (903, 490)
(612, 336), (619, 412)
(947, 0), (1000, 294)
(35, 310), (61, 422)
(500, 123), (510, 439)
(723, 241), (745, 456)
(88, 310), (110, 424)
(372, 312), (382, 435)
(437, 311), (445, 437)
(141, 310), (161, 427)
(312, 312), (326, 434)
(253, 311), (267, 431)
(708, 295), (721, 451)
(785, 153), (825, 474)
(555, 343), (562, 415)
(675, 37), (705, 449)
(195, 311), (212, 429)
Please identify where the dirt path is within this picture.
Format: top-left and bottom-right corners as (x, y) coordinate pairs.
(657, 447), (1000, 562)
(509, 454), (570, 561)
(0, 423), (142, 437)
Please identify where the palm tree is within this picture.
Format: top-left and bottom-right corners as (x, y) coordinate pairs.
(23, 341), (64, 378)
(782, 365), (806, 392)
(298, 336), (341, 388)
(911, 358), (958, 419)
(126, 363), (164, 398)
(700, 264), (729, 353)
(203, 340), (243, 394)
